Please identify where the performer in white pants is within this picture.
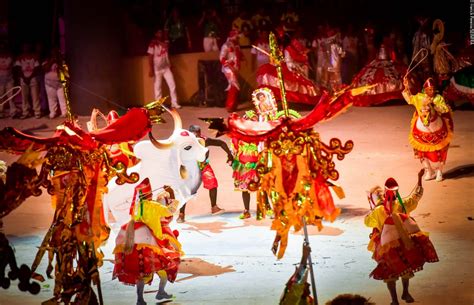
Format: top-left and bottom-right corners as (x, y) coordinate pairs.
(43, 50), (66, 118)
(147, 29), (181, 109)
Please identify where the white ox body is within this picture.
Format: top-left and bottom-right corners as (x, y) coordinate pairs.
(104, 129), (208, 227)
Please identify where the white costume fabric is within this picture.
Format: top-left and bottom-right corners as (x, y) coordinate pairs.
(43, 61), (66, 118)
(147, 41), (179, 107)
(219, 38), (241, 90)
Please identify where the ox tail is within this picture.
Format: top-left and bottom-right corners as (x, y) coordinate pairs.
(123, 219), (135, 254)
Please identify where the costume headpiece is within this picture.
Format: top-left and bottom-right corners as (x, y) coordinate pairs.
(129, 178), (152, 216)
(383, 177), (399, 214)
(367, 186), (383, 210)
(107, 110), (120, 124)
(384, 178), (399, 191)
(423, 78), (436, 89)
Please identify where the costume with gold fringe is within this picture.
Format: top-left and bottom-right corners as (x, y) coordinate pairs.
(402, 89), (453, 163)
(220, 33), (361, 259)
(256, 129), (349, 259)
(0, 56), (168, 303)
(113, 179), (182, 285)
(351, 45), (407, 106)
(365, 183), (438, 281)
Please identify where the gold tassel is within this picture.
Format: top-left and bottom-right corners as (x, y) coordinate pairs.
(327, 181), (346, 199)
(123, 219), (135, 254)
(330, 184), (345, 199)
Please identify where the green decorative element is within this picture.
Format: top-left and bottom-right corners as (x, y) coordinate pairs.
(276, 109), (301, 119)
(139, 190), (144, 217)
(232, 159), (258, 170)
(239, 142), (259, 154)
(245, 110), (257, 119)
(198, 159), (210, 171)
(395, 191), (407, 214)
(454, 67), (474, 88)
(269, 32), (289, 117)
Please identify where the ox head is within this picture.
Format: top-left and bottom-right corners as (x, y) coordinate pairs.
(148, 107), (208, 179)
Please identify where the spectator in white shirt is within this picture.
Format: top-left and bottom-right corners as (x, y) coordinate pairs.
(147, 29), (181, 109)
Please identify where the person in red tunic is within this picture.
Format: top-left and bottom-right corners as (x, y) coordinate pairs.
(220, 30), (242, 112)
(176, 124), (233, 223)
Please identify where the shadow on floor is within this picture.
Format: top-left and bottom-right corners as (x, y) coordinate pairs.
(16, 123), (50, 134)
(181, 220), (245, 234)
(292, 225), (344, 236)
(338, 206), (370, 219)
(143, 257), (234, 287)
(444, 164), (474, 180)
(176, 257), (235, 282)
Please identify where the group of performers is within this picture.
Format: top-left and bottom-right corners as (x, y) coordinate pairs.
(0, 24), (459, 305)
(221, 37), (451, 303)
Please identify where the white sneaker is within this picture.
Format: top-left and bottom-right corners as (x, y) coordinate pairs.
(171, 104), (182, 109)
(424, 170), (436, 181)
(435, 170), (443, 182)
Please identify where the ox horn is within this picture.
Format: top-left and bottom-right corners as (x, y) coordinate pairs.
(149, 106), (183, 149)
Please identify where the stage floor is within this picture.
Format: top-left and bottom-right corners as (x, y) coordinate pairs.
(1, 104), (473, 305)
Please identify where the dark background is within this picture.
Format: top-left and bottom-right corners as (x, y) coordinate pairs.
(2, 0), (468, 55)
(0, 0), (468, 113)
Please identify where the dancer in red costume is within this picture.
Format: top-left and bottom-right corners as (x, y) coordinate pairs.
(113, 180), (182, 305)
(220, 30), (242, 112)
(365, 170), (438, 305)
(351, 44), (407, 106)
(256, 61), (322, 105)
(255, 28), (323, 105)
(284, 36), (310, 78)
(402, 77), (453, 181)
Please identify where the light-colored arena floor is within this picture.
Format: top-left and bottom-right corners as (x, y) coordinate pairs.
(1, 104), (473, 305)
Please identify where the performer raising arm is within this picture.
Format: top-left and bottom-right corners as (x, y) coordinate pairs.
(365, 169), (439, 305)
(113, 181), (182, 305)
(402, 77), (453, 181)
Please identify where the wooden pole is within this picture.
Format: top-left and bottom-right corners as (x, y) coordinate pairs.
(302, 217), (318, 305)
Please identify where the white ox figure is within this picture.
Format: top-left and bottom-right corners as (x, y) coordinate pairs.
(103, 108), (208, 227)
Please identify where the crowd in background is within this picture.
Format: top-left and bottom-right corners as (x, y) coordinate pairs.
(123, 0), (469, 88)
(0, 39), (67, 119)
(0, 0), (469, 119)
